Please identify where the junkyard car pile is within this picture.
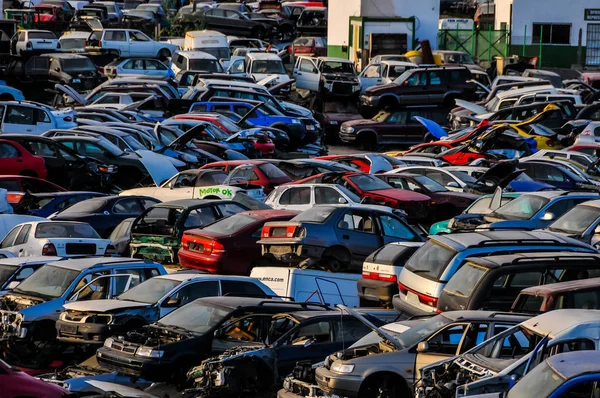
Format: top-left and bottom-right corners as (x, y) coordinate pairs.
(2, 0), (600, 397)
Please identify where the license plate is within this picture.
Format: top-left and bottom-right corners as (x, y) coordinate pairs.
(62, 324), (77, 334)
(270, 246), (293, 255)
(72, 79), (81, 83)
(406, 291), (421, 306)
(330, 121), (338, 125)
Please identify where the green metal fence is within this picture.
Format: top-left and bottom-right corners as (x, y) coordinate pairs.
(438, 28), (510, 65)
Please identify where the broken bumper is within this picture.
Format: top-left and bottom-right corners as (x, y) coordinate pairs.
(96, 347), (166, 380)
(0, 310), (26, 340)
(56, 319), (113, 345)
(129, 242), (177, 263)
(315, 366), (362, 398)
(280, 376), (329, 398)
(261, 244), (326, 263)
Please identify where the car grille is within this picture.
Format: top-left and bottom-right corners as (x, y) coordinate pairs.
(333, 82), (353, 95)
(111, 340), (138, 354)
(66, 243), (96, 255)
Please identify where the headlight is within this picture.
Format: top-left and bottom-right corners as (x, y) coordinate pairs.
(104, 337), (114, 348)
(330, 362), (355, 374)
(291, 119), (301, 125)
(346, 127), (355, 133)
(136, 345), (164, 358)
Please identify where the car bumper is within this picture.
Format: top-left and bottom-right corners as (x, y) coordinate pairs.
(96, 347), (167, 380)
(56, 320), (112, 345)
(261, 244), (326, 263)
(339, 129), (357, 143)
(315, 366), (363, 398)
(178, 248), (224, 273)
(392, 294), (435, 317)
(360, 95), (380, 110)
(357, 278), (398, 303)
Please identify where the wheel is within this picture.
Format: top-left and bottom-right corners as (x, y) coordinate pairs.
(252, 26), (266, 39)
(358, 131), (378, 151)
(158, 48), (171, 61)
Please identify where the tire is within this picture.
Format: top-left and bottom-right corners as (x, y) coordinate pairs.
(321, 247), (351, 272)
(252, 26), (266, 40)
(358, 131), (378, 151)
(203, 195), (221, 200)
(158, 48), (171, 61)
(0, 94), (14, 100)
(443, 95), (458, 108)
(378, 97), (398, 111)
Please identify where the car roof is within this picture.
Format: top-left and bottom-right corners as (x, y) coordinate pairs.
(193, 296), (327, 311)
(520, 277), (600, 295)
(545, 351), (600, 378)
(156, 272), (263, 283)
(432, 230), (591, 250)
(465, 251), (600, 270)
(318, 57), (351, 63)
(379, 60), (418, 67)
(0, 256), (63, 266)
(235, 209), (298, 219)
(247, 52), (281, 60)
(521, 309), (600, 339)
(39, 53), (88, 59)
(177, 50), (217, 60)
(439, 310), (530, 323)
(47, 257), (158, 271)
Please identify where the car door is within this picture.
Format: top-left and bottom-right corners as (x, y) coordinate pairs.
(0, 142), (26, 175)
(8, 224), (31, 256)
(204, 9), (230, 33)
(106, 30), (129, 57)
(34, 108), (54, 135)
(2, 104), (37, 134)
(128, 30), (155, 57)
(212, 314), (274, 354)
(0, 226), (22, 255)
(158, 280), (219, 318)
(335, 209), (382, 265)
(399, 71), (428, 104)
(227, 58), (246, 75)
(359, 64), (383, 93)
(276, 186), (312, 211)
(23, 139), (65, 184)
(224, 10), (249, 36)
(426, 70), (448, 103)
(378, 110), (408, 143)
(294, 58), (320, 91)
(145, 59), (167, 77)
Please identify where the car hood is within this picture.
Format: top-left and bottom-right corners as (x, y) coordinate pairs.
(135, 149), (179, 186)
(279, 100), (312, 118)
(365, 82), (397, 95)
(474, 160), (524, 189)
(63, 299), (151, 313)
(325, 112), (363, 122)
(368, 189), (430, 201)
(455, 99), (488, 115)
(342, 118), (376, 128)
(414, 116), (448, 139)
(440, 191), (480, 201)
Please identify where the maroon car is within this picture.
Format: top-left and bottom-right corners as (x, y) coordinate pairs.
(0, 175), (67, 205)
(0, 359), (70, 397)
(377, 173), (479, 220)
(178, 210), (297, 275)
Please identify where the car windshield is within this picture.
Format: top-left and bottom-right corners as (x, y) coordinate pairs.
(448, 170), (478, 184)
(60, 38), (86, 50)
(158, 301), (231, 334)
(35, 222), (100, 238)
(548, 205), (600, 234)
(388, 65), (414, 79)
(202, 213), (257, 235)
(118, 277), (181, 304)
(29, 31), (57, 40)
(443, 53), (475, 64)
(404, 240), (456, 280)
(60, 58), (96, 72)
(320, 61), (354, 74)
(492, 195), (550, 220)
(189, 59), (223, 73)
(58, 198), (106, 214)
(251, 60), (286, 74)
(204, 125), (230, 141)
(0, 264), (18, 287)
(216, 116), (241, 133)
(292, 207), (335, 223)
(13, 265), (79, 299)
(395, 314), (455, 348)
(195, 47), (230, 61)
(506, 358), (565, 398)
(393, 70), (413, 84)
(122, 135), (145, 151)
(348, 174), (391, 191)
(414, 175), (448, 193)
(322, 101), (359, 113)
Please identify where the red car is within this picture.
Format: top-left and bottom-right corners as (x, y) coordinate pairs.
(566, 144), (600, 157)
(173, 114), (275, 156)
(404, 122), (492, 155)
(0, 359), (70, 397)
(0, 140), (48, 179)
(201, 160), (292, 193)
(179, 210), (297, 275)
(317, 154), (401, 173)
(290, 36), (327, 57)
(294, 171), (431, 221)
(0, 175), (66, 204)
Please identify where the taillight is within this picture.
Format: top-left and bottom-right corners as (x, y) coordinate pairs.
(98, 40), (102, 48)
(56, 42), (61, 49)
(286, 226), (297, 238)
(182, 234), (224, 255)
(362, 272), (397, 283)
(42, 243), (57, 256)
(104, 244), (116, 256)
(546, 139), (555, 147)
(398, 282), (438, 308)
(6, 192), (25, 204)
(262, 225), (271, 238)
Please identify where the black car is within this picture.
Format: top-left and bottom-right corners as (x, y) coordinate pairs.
(96, 297), (330, 382)
(108, 217), (135, 256)
(13, 192), (106, 217)
(1, 134), (117, 192)
(51, 195), (160, 238)
(311, 98), (363, 144)
(202, 8), (276, 39)
(296, 7), (327, 36)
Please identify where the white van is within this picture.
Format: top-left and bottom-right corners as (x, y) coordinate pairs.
(250, 266), (361, 307)
(170, 50), (224, 76)
(183, 30), (230, 65)
(228, 52), (290, 84)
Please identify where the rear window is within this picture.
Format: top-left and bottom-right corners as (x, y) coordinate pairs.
(366, 244), (417, 266)
(404, 240), (456, 280)
(35, 222), (100, 238)
(59, 198), (106, 214)
(513, 294), (544, 313)
(202, 213), (257, 234)
(258, 163), (287, 179)
(292, 207), (335, 223)
(443, 262), (487, 298)
(189, 59), (223, 73)
(0, 180), (21, 191)
(29, 31), (57, 40)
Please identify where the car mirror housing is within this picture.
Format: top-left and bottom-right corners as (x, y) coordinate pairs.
(417, 341), (429, 353)
(541, 212), (555, 221)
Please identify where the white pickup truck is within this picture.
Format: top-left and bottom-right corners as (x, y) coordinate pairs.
(119, 166), (266, 202)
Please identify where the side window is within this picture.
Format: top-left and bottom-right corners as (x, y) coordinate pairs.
(130, 31), (150, 42)
(280, 187), (311, 205)
(139, 198), (159, 209)
(425, 170), (454, 186)
(225, 10), (240, 19)
(290, 321), (332, 345)
(566, 290), (600, 310)
(113, 198), (143, 214)
(332, 318), (372, 342)
(378, 215), (415, 240)
(113, 268), (147, 295)
(221, 280), (266, 298)
(74, 271), (110, 300)
(338, 211), (376, 234)
(0, 226), (21, 248)
(300, 59), (317, 73)
(106, 30), (126, 41)
(314, 187), (343, 204)
(122, 59), (135, 69)
(545, 199), (580, 219)
(0, 142), (20, 158)
(169, 280), (219, 306)
(184, 207), (218, 228)
(406, 71), (426, 86)
(460, 323), (489, 352)
(216, 203), (245, 217)
(387, 111), (407, 124)
(428, 71), (443, 85)
(5, 105), (35, 125)
(363, 65), (380, 78)
(222, 315), (266, 342)
(543, 166), (567, 182)
(13, 224), (31, 245)
(427, 324), (468, 355)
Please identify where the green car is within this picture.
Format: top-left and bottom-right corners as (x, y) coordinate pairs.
(429, 193), (521, 235)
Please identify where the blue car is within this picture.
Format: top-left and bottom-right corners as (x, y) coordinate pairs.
(14, 192), (107, 217)
(189, 100), (320, 149)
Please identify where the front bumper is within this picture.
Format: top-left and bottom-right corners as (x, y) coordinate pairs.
(322, 81), (361, 97)
(56, 319), (112, 345)
(360, 95), (380, 110)
(338, 129), (357, 143)
(315, 366), (362, 398)
(96, 346), (168, 380)
(357, 278), (398, 303)
(280, 376), (326, 397)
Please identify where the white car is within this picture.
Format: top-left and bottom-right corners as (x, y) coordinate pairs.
(527, 149), (595, 168)
(228, 52), (290, 85)
(119, 167), (266, 202)
(58, 31), (89, 53)
(0, 101), (76, 135)
(359, 61), (418, 93)
(101, 58), (172, 79)
(10, 30), (59, 56)
(0, 221), (112, 257)
(170, 50), (223, 76)
(85, 29), (177, 59)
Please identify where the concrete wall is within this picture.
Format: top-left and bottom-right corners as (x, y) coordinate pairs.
(327, 0), (361, 47)
(494, 0), (512, 30)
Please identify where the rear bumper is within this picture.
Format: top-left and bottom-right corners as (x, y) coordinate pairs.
(261, 244), (326, 263)
(357, 278), (398, 303)
(392, 294), (435, 317)
(178, 248), (223, 273)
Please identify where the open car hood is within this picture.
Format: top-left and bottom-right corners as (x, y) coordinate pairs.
(337, 305), (402, 350)
(414, 116), (448, 139)
(55, 83), (87, 106)
(473, 160), (524, 189)
(455, 99), (488, 115)
(135, 150), (178, 186)
(162, 125), (223, 163)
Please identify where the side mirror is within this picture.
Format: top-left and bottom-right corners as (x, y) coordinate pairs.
(123, 148), (131, 153)
(594, 224), (600, 234)
(338, 197), (347, 204)
(7, 281), (20, 290)
(446, 181), (460, 188)
(163, 297), (181, 307)
(417, 341), (429, 353)
(541, 212), (555, 221)
(55, 67), (60, 72)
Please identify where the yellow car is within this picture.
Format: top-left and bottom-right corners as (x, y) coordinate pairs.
(491, 104), (563, 150)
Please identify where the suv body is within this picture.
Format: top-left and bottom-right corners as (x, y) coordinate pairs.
(293, 56), (360, 96)
(96, 297), (328, 381)
(360, 66), (475, 116)
(85, 29), (176, 58)
(358, 60), (419, 93)
(170, 50), (223, 76)
(0, 256), (63, 294)
(439, 252), (600, 312)
(229, 52), (291, 85)
(543, 199), (600, 245)
(56, 273), (276, 345)
(0, 258), (165, 366)
(0, 101), (76, 135)
(392, 231), (596, 316)
(512, 277), (600, 313)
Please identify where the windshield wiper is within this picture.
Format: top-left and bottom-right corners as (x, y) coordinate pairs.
(12, 288), (51, 300)
(411, 269), (431, 274)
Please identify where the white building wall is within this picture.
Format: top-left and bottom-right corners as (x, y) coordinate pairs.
(494, 0), (513, 30)
(512, 0), (596, 46)
(327, 0), (361, 47)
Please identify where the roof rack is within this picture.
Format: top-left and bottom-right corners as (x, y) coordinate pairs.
(90, 258), (157, 268)
(475, 238), (563, 247)
(489, 311), (532, 318)
(255, 300), (330, 310)
(510, 255), (600, 265)
(223, 293), (295, 301)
